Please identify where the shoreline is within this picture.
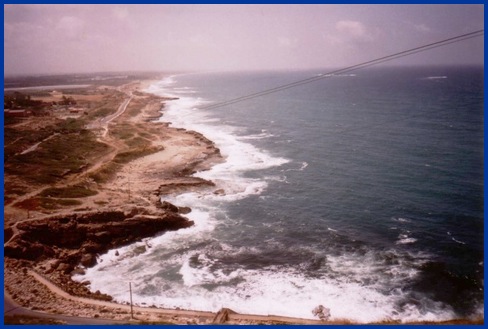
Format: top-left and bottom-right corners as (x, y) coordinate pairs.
(4, 77), (336, 324)
(4, 77), (230, 324)
(4, 76), (483, 325)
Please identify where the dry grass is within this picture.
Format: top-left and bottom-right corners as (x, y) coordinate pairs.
(31, 93), (105, 103)
(39, 185), (98, 198)
(16, 197), (83, 211)
(6, 131), (109, 187)
(88, 162), (122, 184)
(113, 146), (164, 164)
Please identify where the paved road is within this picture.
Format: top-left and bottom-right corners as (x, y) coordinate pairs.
(86, 92), (133, 132)
(103, 94), (133, 124)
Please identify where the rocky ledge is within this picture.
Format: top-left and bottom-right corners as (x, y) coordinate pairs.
(4, 205), (193, 301)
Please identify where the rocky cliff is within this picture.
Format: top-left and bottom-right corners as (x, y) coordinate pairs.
(4, 206), (194, 300)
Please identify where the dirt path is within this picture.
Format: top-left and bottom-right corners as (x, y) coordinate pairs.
(6, 91), (129, 206)
(4, 136), (120, 245)
(27, 270), (322, 325)
(5, 90), (132, 240)
(28, 270), (215, 319)
(20, 133), (60, 155)
(4, 80), (325, 325)
(4, 290), (129, 325)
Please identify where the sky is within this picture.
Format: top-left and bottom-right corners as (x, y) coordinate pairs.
(3, 4), (484, 76)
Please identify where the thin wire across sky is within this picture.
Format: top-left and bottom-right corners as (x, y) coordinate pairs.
(199, 29), (484, 111)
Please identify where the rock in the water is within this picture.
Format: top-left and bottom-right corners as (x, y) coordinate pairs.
(4, 209), (193, 264)
(57, 263), (72, 274)
(312, 305), (331, 321)
(80, 253), (97, 267)
(178, 206), (192, 214)
(159, 201), (179, 213)
(71, 267), (86, 276)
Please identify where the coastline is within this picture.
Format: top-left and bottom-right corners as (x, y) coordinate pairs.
(3, 77), (342, 324)
(4, 76), (483, 325)
(4, 78), (228, 324)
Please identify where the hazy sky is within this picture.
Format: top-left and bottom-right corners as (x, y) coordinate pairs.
(4, 4), (484, 76)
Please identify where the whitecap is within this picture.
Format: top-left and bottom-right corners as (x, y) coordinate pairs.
(284, 161), (308, 172)
(238, 132), (274, 140)
(299, 162), (309, 171)
(396, 237), (417, 245)
(74, 74), (460, 325)
(423, 76), (448, 80)
(393, 217), (411, 223)
(396, 234), (417, 245)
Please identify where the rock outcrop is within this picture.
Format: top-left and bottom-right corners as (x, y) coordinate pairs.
(157, 178), (215, 195)
(4, 205), (193, 300)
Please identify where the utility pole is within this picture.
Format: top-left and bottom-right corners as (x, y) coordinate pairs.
(129, 282), (134, 319)
(127, 166), (131, 201)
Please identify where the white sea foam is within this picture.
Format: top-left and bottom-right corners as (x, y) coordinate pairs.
(76, 242), (456, 323)
(76, 223), (457, 323)
(73, 75), (462, 324)
(264, 175), (288, 183)
(396, 235), (418, 245)
(284, 161), (308, 172)
(238, 131), (274, 140)
(394, 217), (411, 223)
(148, 79), (289, 204)
(447, 232), (466, 245)
(424, 76), (448, 80)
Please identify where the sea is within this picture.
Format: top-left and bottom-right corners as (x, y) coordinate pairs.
(74, 66), (484, 323)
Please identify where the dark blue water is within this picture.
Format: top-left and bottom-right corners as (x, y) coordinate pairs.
(78, 66), (483, 322)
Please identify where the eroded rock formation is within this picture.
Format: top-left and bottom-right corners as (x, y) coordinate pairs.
(4, 205), (193, 300)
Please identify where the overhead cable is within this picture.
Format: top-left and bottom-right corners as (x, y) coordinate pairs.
(199, 29), (484, 111)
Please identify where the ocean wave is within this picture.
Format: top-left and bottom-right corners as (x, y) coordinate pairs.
(396, 235), (418, 245)
(393, 217), (411, 223)
(263, 175), (288, 183)
(76, 240), (458, 323)
(284, 161), (308, 172)
(238, 131), (274, 140)
(447, 232), (466, 245)
(423, 76), (448, 80)
(150, 78), (290, 186)
(73, 73), (475, 324)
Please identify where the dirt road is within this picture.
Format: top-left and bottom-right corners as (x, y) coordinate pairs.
(4, 290), (129, 325)
(24, 270), (323, 325)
